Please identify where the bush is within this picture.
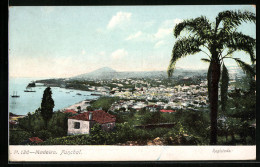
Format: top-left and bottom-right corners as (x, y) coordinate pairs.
(47, 111), (70, 137)
(163, 122), (200, 145)
(40, 123), (136, 145)
(86, 106), (94, 111)
(9, 130), (32, 145)
(141, 111), (164, 125)
(34, 130), (52, 141)
(41, 134), (92, 145)
(18, 110), (72, 141)
(91, 97), (119, 111)
(18, 109), (45, 132)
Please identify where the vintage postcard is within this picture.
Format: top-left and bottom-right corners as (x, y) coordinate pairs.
(8, 5), (256, 161)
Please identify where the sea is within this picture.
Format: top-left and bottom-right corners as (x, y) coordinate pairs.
(9, 77), (97, 115)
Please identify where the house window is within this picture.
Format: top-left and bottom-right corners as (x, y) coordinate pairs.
(74, 122), (80, 129)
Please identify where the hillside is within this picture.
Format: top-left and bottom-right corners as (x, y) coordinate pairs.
(72, 67), (207, 80)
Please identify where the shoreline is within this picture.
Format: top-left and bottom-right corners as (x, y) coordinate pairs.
(61, 95), (100, 111)
(10, 79), (102, 115)
(61, 99), (91, 111)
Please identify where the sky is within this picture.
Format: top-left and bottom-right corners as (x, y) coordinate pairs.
(9, 5), (256, 78)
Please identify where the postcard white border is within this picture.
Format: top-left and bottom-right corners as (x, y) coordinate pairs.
(9, 145), (256, 161)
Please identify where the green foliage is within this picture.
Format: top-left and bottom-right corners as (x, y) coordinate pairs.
(18, 110), (72, 140)
(41, 123), (135, 145)
(18, 109), (45, 132)
(141, 111), (165, 125)
(168, 36), (203, 77)
(138, 108), (147, 115)
(227, 89), (255, 123)
(216, 10), (256, 30)
(217, 88), (256, 145)
(174, 16), (212, 38)
(226, 33), (256, 63)
(163, 122), (200, 145)
(91, 97), (119, 111)
(167, 9), (256, 145)
(41, 87), (55, 128)
(201, 58), (211, 63)
(34, 130), (52, 141)
(39, 123), (173, 145)
(47, 111), (70, 137)
(9, 130), (32, 145)
(179, 110), (210, 139)
(86, 106), (94, 111)
(220, 64), (229, 113)
(41, 134), (92, 145)
(39, 113), (209, 145)
(108, 110), (134, 123)
(233, 58), (255, 76)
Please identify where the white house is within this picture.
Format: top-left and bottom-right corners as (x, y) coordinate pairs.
(67, 110), (116, 135)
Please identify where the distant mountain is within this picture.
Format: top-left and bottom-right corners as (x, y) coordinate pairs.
(90, 67), (117, 73)
(72, 67), (208, 80)
(74, 67), (117, 79)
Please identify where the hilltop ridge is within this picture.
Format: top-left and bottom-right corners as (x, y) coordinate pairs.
(72, 67), (208, 80)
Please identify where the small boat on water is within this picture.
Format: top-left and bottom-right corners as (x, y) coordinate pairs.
(91, 93), (102, 96)
(11, 91), (20, 98)
(76, 93), (82, 95)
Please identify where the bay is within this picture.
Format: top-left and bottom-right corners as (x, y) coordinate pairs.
(9, 77), (97, 115)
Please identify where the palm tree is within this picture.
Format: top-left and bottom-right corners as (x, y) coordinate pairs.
(167, 10), (256, 145)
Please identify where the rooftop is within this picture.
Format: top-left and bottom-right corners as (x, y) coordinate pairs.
(69, 110), (116, 124)
(29, 137), (43, 143)
(64, 109), (77, 114)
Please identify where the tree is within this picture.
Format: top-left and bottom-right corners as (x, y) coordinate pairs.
(167, 10), (255, 144)
(86, 106), (94, 111)
(41, 87), (55, 129)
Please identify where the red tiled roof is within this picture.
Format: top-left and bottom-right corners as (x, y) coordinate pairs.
(69, 110), (116, 124)
(64, 109), (77, 114)
(29, 137), (43, 143)
(160, 110), (176, 113)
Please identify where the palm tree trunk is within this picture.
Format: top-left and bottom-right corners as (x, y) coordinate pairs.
(210, 59), (221, 145)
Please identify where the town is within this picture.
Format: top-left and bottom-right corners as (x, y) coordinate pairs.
(34, 72), (242, 113)
(10, 71), (254, 146)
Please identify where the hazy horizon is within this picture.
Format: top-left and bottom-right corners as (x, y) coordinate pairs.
(9, 5), (256, 78)
(9, 65), (246, 79)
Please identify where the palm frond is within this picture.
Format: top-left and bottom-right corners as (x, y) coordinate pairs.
(216, 10), (256, 31)
(225, 32), (256, 64)
(233, 58), (255, 76)
(201, 58), (211, 63)
(222, 49), (235, 58)
(174, 16), (212, 40)
(220, 64), (229, 113)
(167, 36), (203, 77)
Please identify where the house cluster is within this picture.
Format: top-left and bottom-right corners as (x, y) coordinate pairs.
(88, 86), (110, 95)
(109, 79), (209, 111)
(65, 110), (116, 135)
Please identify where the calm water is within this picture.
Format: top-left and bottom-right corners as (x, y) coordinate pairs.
(9, 77), (97, 115)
